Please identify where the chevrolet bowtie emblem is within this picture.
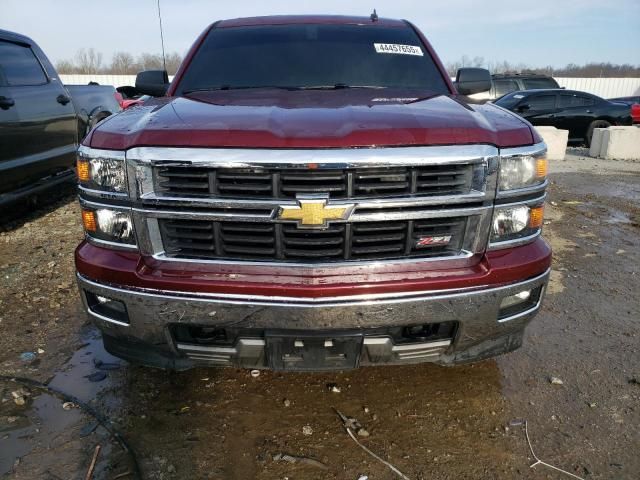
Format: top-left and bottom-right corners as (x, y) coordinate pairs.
(277, 196), (355, 229)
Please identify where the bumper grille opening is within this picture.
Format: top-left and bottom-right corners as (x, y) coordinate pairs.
(401, 321), (457, 343)
(171, 321), (457, 348)
(159, 217), (467, 262)
(156, 164), (474, 199)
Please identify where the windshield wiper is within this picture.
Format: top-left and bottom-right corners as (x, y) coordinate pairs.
(298, 84), (387, 90)
(183, 86), (300, 94)
(183, 84), (387, 95)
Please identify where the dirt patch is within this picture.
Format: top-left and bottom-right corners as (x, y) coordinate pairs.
(1, 157), (639, 479)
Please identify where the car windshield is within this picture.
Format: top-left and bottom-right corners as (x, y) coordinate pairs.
(176, 24), (449, 95)
(494, 92), (527, 109)
(521, 78), (558, 89)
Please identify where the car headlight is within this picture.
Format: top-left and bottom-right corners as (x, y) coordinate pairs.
(491, 203), (544, 244)
(81, 206), (136, 245)
(77, 147), (127, 193)
(499, 151), (547, 192)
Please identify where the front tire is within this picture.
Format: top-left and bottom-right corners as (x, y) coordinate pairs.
(586, 119), (611, 147)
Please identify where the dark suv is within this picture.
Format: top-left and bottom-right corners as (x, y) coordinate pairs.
(490, 74), (559, 100)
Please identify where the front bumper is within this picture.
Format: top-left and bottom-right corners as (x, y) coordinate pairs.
(76, 266), (550, 370)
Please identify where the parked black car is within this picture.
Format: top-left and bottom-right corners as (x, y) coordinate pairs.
(494, 89), (633, 145)
(609, 96), (640, 105)
(0, 29), (121, 208)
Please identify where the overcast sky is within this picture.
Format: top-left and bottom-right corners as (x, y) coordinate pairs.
(2, 0), (639, 68)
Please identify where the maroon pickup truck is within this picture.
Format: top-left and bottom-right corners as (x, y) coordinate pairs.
(74, 15), (551, 371)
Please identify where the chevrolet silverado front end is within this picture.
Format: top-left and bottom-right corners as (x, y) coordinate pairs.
(75, 15), (550, 371)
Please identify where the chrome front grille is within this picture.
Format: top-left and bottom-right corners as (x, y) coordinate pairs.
(127, 145), (499, 265)
(159, 217), (467, 261)
(155, 164), (474, 199)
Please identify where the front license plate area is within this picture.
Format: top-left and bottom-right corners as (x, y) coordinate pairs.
(265, 331), (363, 371)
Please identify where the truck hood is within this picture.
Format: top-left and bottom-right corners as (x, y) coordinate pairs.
(86, 89), (535, 150)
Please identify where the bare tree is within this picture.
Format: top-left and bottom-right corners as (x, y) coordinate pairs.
(75, 48), (103, 74)
(137, 53), (164, 71)
(164, 52), (183, 75)
(110, 52), (137, 74)
(55, 59), (75, 74)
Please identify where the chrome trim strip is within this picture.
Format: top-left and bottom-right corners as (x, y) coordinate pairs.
(79, 185), (129, 200)
(496, 179), (548, 200)
(352, 205), (488, 222)
(85, 235), (139, 251)
(132, 204), (490, 223)
(149, 248), (475, 268)
(134, 207), (273, 222)
(488, 230), (542, 251)
(86, 306), (130, 327)
(127, 144), (499, 167)
(137, 190), (488, 209)
(499, 142), (547, 158)
(492, 193), (546, 209)
(78, 145), (126, 160)
(176, 339), (266, 353)
(77, 268), (550, 307)
(79, 197), (133, 211)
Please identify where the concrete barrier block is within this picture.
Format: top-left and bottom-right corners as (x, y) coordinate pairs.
(600, 127), (640, 160)
(589, 128), (606, 158)
(534, 126), (569, 160)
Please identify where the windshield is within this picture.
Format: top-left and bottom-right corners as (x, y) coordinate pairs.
(521, 78), (558, 89)
(494, 92), (527, 109)
(176, 24), (449, 94)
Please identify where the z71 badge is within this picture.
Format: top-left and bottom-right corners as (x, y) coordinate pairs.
(415, 235), (452, 248)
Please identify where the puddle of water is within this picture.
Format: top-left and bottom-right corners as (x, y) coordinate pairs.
(605, 208), (632, 225)
(0, 327), (124, 476)
(47, 329), (124, 405)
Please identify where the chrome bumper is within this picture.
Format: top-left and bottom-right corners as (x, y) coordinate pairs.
(77, 269), (549, 369)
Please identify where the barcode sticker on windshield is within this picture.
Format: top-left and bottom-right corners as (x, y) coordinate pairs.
(374, 43), (423, 56)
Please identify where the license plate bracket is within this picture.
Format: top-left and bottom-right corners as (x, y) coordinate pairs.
(265, 331), (363, 371)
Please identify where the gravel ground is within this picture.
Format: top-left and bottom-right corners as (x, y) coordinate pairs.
(0, 151), (638, 479)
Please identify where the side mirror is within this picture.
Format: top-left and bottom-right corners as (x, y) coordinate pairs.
(455, 68), (491, 95)
(517, 104), (531, 112)
(135, 70), (169, 97)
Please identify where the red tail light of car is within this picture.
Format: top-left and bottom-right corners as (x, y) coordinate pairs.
(631, 104), (640, 124)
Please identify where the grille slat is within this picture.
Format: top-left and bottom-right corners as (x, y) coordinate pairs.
(156, 164), (474, 199)
(160, 217), (466, 262)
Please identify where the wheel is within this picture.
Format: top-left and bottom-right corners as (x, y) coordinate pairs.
(586, 119), (611, 147)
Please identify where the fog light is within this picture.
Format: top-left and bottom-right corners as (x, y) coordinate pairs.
(498, 286), (543, 321)
(500, 290), (531, 309)
(85, 291), (129, 324)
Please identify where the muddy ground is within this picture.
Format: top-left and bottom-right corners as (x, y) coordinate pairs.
(0, 150), (638, 480)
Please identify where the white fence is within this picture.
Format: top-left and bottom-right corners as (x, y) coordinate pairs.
(59, 74), (174, 87)
(60, 74), (640, 99)
(554, 77), (640, 99)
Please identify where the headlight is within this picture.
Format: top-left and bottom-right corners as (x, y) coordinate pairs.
(499, 152), (547, 192)
(81, 207), (136, 245)
(491, 203), (544, 244)
(77, 147), (127, 193)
